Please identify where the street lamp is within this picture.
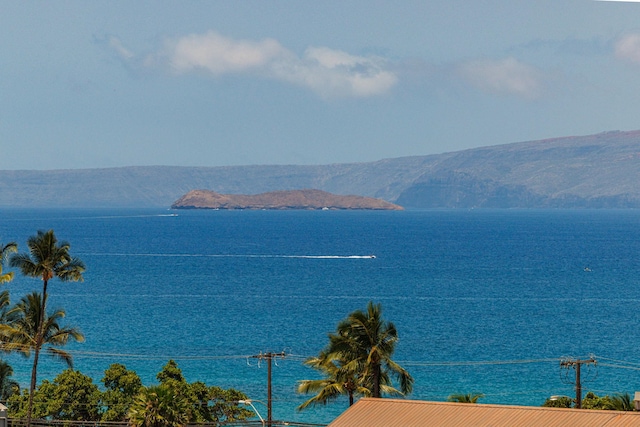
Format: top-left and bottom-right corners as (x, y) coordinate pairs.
(238, 400), (265, 426)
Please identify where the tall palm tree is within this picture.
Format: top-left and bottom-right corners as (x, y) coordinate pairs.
(0, 241), (17, 284)
(0, 292), (84, 427)
(307, 301), (413, 405)
(0, 277), (15, 403)
(8, 230), (84, 425)
(331, 302), (413, 399)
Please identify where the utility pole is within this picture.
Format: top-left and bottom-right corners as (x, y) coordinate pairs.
(251, 351), (286, 427)
(560, 356), (597, 408)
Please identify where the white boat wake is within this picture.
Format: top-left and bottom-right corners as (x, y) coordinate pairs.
(80, 253), (376, 259)
(285, 255), (376, 259)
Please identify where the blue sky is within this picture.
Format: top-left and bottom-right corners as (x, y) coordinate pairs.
(2, 1), (640, 170)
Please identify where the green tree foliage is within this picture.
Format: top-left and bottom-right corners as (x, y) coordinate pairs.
(8, 370), (100, 420)
(128, 360), (251, 426)
(581, 391), (615, 410)
(297, 350), (369, 409)
(333, 302), (413, 398)
(0, 243), (18, 404)
(0, 290), (11, 323)
(187, 381), (251, 423)
(0, 292), (84, 425)
(8, 389), (44, 419)
(610, 393), (634, 411)
(9, 230), (85, 299)
(542, 392), (635, 411)
(542, 396), (574, 408)
(157, 360), (185, 384)
(580, 391), (635, 411)
(6, 362), (251, 424)
(101, 363), (143, 421)
(299, 301), (413, 410)
(41, 370), (101, 420)
(128, 385), (190, 427)
(0, 360), (19, 403)
(447, 393), (485, 403)
(0, 241), (17, 284)
(9, 230), (85, 427)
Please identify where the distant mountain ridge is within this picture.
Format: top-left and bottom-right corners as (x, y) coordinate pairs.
(1, 129), (639, 208)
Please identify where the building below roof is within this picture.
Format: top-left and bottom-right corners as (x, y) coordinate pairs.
(327, 398), (640, 427)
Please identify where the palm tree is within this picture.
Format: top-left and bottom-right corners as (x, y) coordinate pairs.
(298, 345), (410, 410)
(0, 292), (84, 427)
(8, 230), (84, 425)
(0, 360), (19, 403)
(610, 393), (634, 411)
(128, 385), (190, 427)
(333, 302), (413, 399)
(0, 289), (16, 404)
(298, 350), (365, 409)
(0, 241), (17, 284)
(307, 301), (413, 404)
(9, 230), (85, 301)
(448, 392), (485, 403)
(0, 288), (11, 323)
(0, 278), (16, 404)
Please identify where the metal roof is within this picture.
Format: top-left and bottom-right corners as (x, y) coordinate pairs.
(327, 398), (640, 427)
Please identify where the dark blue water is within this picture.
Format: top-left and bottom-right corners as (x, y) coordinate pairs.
(1, 208), (640, 424)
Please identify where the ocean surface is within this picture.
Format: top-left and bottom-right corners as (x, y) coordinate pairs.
(1, 208), (640, 424)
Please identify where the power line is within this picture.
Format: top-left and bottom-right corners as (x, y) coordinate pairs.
(597, 363), (640, 371)
(248, 352), (286, 427)
(560, 356), (597, 409)
(401, 358), (560, 367)
(597, 356), (640, 368)
(5, 343), (640, 376)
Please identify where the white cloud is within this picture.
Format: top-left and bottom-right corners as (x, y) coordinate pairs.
(272, 47), (398, 98)
(166, 31), (289, 75)
(456, 57), (544, 99)
(614, 33), (640, 64)
(110, 31), (397, 99)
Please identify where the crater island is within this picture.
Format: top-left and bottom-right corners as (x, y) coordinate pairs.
(171, 189), (403, 210)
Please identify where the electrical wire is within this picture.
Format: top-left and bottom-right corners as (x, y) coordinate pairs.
(400, 358), (560, 367)
(5, 342), (640, 375)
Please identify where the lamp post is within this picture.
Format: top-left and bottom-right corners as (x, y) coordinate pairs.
(238, 400), (265, 427)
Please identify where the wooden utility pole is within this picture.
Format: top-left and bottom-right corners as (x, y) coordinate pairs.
(251, 351), (286, 427)
(560, 357), (597, 408)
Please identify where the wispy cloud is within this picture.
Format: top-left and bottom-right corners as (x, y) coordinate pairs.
(273, 46), (397, 98)
(455, 57), (545, 99)
(110, 31), (397, 99)
(614, 33), (640, 64)
(108, 36), (135, 60)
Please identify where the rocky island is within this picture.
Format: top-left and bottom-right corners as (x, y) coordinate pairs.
(171, 189), (403, 210)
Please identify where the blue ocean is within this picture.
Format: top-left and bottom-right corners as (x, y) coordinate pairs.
(1, 208), (640, 424)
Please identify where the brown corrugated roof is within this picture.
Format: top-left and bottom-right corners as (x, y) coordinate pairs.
(327, 398), (640, 427)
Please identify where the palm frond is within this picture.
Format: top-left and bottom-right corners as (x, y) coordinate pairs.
(45, 347), (74, 368)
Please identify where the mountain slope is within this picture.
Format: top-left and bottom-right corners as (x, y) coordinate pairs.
(396, 130), (640, 208)
(1, 130), (639, 208)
